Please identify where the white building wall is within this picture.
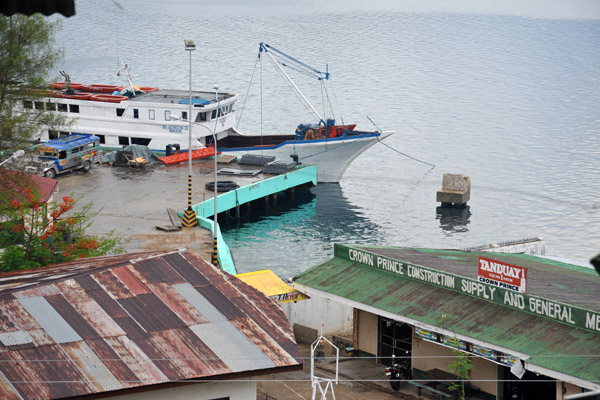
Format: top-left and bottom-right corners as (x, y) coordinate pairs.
(107, 381), (256, 400)
(282, 286), (353, 336)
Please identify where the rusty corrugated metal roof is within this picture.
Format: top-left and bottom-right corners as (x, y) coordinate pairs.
(294, 244), (600, 386)
(0, 249), (302, 399)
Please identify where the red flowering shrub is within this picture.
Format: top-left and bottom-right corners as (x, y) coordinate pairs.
(0, 188), (123, 271)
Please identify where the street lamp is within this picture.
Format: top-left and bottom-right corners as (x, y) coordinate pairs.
(182, 39), (197, 228)
(170, 115), (219, 267)
(0, 149), (25, 167)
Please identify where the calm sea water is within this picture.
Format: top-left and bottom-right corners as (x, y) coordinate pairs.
(55, 1), (600, 277)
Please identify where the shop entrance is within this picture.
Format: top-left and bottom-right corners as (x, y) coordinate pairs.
(501, 366), (555, 400)
(377, 316), (412, 367)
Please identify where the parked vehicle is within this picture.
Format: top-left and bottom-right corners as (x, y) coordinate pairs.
(26, 133), (100, 178)
(385, 353), (411, 391)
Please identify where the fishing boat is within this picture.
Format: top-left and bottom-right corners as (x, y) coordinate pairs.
(213, 43), (394, 183)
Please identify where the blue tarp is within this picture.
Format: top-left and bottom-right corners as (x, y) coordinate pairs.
(178, 98), (211, 105)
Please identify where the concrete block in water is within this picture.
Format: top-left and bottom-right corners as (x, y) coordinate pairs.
(436, 173), (471, 205)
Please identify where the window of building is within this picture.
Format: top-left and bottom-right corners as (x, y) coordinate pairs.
(149, 110), (155, 120)
(133, 109), (139, 119)
(35, 101), (44, 110)
(49, 130), (59, 140)
(46, 102), (56, 111)
(118, 136), (129, 146)
(116, 108), (125, 117)
(69, 104), (79, 113)
(57, 103), (68, 112)
(96, 134), (106, 144)
(182, 111), (187, 121)
(23, 100), (33, 109)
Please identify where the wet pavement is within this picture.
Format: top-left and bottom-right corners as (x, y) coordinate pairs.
(56, 157), (282, 261)
(257, 343), (423, 400)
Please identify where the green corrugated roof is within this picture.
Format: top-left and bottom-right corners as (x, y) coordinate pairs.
(294, 244), (600, 385)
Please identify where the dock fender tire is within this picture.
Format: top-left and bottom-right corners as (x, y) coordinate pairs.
(44, 169), (57, 179)
(82, 160), (91, 172)
(205, 181), (239, 192)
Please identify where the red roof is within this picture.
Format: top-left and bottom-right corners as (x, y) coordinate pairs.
(0, 170), (58, 204)
(0, 249), (302, 399)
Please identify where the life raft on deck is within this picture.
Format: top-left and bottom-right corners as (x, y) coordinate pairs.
(55, 92), (92, 100)
(138, 87), (159, 93)
(90, 94), (129, 103)
(50, 82), (84, 90)
(83, 84), (124, 93)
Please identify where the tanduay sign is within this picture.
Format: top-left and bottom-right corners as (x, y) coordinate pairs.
(478, 256), (527, 294)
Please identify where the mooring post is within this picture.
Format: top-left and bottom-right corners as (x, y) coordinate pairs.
(436, 173), (471, 208)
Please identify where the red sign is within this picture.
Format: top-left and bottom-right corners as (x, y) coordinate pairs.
(478, 257), (527, 293)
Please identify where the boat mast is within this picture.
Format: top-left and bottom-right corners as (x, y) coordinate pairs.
(259, 42), (326, 124)
(119, 58), (137, 95)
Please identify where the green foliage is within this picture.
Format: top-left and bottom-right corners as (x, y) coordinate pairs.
(0, 187), (123, 271)
(0, 14), (69, 154)
(447, 348), (472, 400)
(436, 314), (473, 400)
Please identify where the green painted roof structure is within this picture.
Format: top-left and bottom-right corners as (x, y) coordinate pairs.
(293, 244), (600, 386)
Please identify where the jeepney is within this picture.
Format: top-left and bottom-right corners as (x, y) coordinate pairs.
(27, 134), (100, 178)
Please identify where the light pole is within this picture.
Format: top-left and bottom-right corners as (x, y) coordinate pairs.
(0, 149), (25, 167)
(182, 39), (197, 228)
(170, 115), (219, 267)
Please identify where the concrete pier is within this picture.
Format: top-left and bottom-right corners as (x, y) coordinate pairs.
(56, 157), (316, 268)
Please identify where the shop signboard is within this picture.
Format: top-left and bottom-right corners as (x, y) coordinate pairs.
(416, 329), (520, 367)
(478, 256), (527, 294)
(337, 244), (600, 334)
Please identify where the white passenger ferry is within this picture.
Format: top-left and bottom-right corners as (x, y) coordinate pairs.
(31, 80), (238, 153)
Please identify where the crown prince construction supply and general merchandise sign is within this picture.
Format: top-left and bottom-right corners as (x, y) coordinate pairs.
(336, 244), (600, 334)
(478, 256), (527, 293)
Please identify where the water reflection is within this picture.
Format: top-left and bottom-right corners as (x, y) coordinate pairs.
(436, 205), (471, 233)
(221, 184), (384, 277)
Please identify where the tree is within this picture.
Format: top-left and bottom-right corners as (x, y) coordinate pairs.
(0, 185), (123, 270)
(437, 314), (473, 400)
(0, 14), (69, 154)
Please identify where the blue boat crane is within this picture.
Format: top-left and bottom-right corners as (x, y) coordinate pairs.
(258, 42), (335, 128)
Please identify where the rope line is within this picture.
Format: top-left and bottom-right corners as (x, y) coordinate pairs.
(235, 55), (260, 130)
(376, 136), (436, 169)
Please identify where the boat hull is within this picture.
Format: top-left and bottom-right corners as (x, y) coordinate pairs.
(220, 130), (394, 183)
